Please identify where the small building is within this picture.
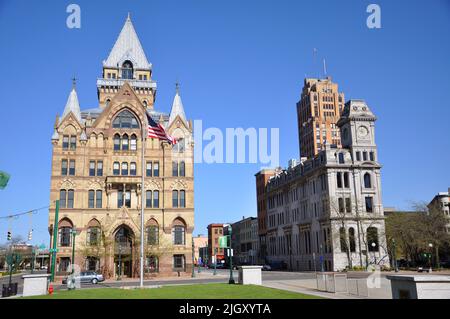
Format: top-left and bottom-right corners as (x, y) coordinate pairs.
(193, 234), (208, 265)
(231, 217), (259, 265)
(428, 189), (450, 233)
(207, 224), (225, 264)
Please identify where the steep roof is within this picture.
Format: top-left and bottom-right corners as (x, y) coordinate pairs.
(103, 14), (151, 70)
(61, 87), (82, 123)
(168, 88), (187, 127)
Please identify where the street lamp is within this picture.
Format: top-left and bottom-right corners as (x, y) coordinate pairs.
(392, 238), (399, 272)
(428, 243), (433, 273)
(225, 224), (235, 284)
(371, 242), (377, 265)
(70, 227), (77, 274)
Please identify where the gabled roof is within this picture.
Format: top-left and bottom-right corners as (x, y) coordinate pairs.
(103, 14), (151, 70)
(61, 87), (82, 123)
(168, 89), (187, 127)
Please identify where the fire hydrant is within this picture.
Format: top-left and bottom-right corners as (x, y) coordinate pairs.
(48, 284), (54, 295)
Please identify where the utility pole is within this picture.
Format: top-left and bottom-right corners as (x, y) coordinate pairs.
(191, 237), (195, 278)
(50, 200), (60, 282)
(71, 228), (76, 274)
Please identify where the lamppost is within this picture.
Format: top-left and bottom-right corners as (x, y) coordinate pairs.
(70, 227), (77, 274)
(371, 242), (377, 265)
(225, 224), (235, 284)
(428, 243), (433, 273)
(392, 238), (399, 272)
(213, 248), (217, 276)
(117, 233), (123, 281)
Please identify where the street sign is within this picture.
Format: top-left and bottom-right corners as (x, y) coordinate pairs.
(228, 248), (234, 257)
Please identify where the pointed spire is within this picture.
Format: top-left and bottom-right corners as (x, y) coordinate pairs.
(168, 82), (187, 126)
(61, 82), (82, 123)
(103, 13), (151, 70)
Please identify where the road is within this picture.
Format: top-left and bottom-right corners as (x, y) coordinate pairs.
(3, 268), (450, 298)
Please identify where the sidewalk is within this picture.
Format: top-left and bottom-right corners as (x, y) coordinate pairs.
(262, 280), (365, 299)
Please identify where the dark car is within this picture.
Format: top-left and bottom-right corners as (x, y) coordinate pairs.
(62, 271), (104, 284)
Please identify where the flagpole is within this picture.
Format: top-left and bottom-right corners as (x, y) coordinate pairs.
(140, 117), (146, 288)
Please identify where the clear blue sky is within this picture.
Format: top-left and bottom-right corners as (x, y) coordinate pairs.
(1, 0), (449, 246)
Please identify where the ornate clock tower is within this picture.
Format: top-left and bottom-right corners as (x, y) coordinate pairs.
(337, 99), (378, 163)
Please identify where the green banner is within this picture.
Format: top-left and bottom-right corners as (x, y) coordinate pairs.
(218, 236), (229, 248)
(0, 171), (10, 189)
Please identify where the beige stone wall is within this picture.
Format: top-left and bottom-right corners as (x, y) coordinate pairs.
(49, 83), (194, 278)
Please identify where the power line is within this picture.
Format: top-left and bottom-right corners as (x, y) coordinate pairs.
(0, 205), (50, 220)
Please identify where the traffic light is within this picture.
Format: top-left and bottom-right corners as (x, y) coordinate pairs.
(28, 229), (33, 241)
(7, 231), (11, 241)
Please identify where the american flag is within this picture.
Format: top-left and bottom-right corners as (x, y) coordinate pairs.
(146, 113), (177, 144)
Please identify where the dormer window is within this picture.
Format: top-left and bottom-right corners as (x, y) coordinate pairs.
(122, 60), (133, 79)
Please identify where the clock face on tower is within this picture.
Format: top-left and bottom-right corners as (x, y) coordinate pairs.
(357, 125), (369, 138)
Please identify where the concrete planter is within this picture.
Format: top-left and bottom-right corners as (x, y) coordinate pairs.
(387, 275), (450, 299)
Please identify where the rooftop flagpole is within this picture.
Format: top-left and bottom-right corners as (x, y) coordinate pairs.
(140, 112), (146, 288)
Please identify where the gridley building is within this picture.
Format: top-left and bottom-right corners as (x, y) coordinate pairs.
(48, 15), (194, 279)
(256, 93), (390, 271)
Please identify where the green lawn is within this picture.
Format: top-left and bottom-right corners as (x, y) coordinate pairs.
(24, 283), (323, 299)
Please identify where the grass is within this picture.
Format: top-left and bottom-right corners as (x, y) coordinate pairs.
(24, 283), (323, 299)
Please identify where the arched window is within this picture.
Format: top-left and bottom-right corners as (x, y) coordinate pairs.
(339, 227), (347, 252)
(60, 189), (74, 208)
(147, 222), (159, 245)
(130, 162), (137, 176)
(172, 190), (178, 208)
(172, 225), (185, 245)
(364, 173), (372, 188)
(121, 162), (128, 176)
(87, 219), (101, 246)
(114, 134), (121, 151)
(146, 190), (152, 208)
(143, 100), (148, 108)
(172, 161), (178, 177)
(348, 227), (356, 252)
(112, 110), (139, 129)
(58, 219), (73, 247)
(367, 227), (379, 252)
(130, 134), (137, 151)
(122, 134), (129, 151)
(121, 60), (133, 79)
(153, 190), (159, 208)
(105, 99), (111, 107)
(113, 162), (120, 175)
(180, 161), (185, 177)
(180, 190), (186, 208)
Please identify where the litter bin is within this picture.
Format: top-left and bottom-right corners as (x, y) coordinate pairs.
(1, 283), (18, 297)
(2, 284), (9, 298)
(10, 283), (18, 296)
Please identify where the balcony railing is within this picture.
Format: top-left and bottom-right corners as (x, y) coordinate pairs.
(96, 78), (157, 89)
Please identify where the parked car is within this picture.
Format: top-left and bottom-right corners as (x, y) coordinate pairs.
(62, 271), (104, 284)
(262, 264), (272, 271)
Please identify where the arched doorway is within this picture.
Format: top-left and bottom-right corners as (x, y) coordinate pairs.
(114, 225), (134, 279)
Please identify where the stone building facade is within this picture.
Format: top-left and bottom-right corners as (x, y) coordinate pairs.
(258, 99), (389, 271)
(48, 15), (194, 278)
(231, 217), (259, 265)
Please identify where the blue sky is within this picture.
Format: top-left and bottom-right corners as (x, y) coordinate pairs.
(0, 0), (449, 246)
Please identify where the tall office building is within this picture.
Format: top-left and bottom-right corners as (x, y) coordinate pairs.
(297, 77), (345, 159)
